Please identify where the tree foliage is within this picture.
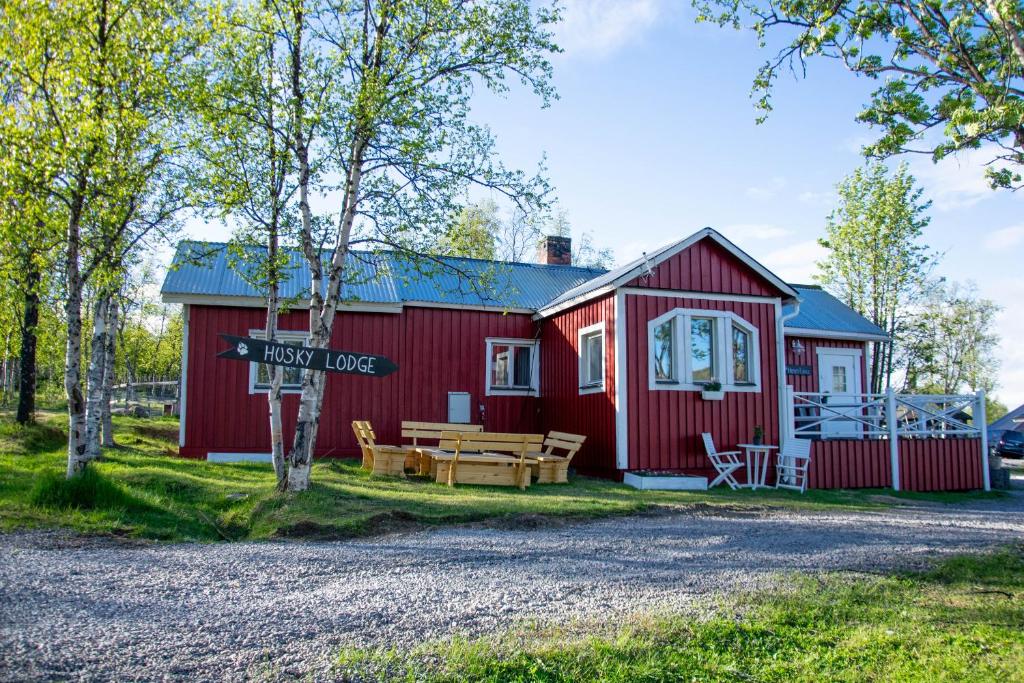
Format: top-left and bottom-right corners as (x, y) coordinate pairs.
(694, 0), (1024, 189)
(816, 162), (935, 392)
(901, 280), (1001, 394)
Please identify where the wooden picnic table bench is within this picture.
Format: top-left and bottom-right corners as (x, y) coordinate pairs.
(423, 431), (544, 490)
(352, 420), (408, 477)
(401, 421), (483, 475)
(524, 431), (586, 484)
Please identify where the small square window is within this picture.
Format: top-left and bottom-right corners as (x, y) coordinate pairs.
(486, 339), (538, 395)
(249, 330), (309, 393)
(578, 323), (606, 394)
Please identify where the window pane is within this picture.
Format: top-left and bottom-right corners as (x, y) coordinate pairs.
(732, 326), (750, 383)
(832, 366), (848, 393)
(513, 345), (532, 387)
(491, 344), (510, 386)
(256, 335), (305, 389)
(586, 334), (603, 384)
(654, 320), (674, 381)
(690, 317), (715, 382)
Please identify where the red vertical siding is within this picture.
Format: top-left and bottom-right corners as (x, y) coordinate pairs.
(182, 304), (539, 459)
(806, 438), (983, 491)
(539, 294), (617, 475)
(625, 293), (780, 479)
(784, 336), (868, 394)
(624, 239), (784, 297)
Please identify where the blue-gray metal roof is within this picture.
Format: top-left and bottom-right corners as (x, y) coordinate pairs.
(784, 286), (888, 339)
(162, 242), (887, 340)
(161, 241), (606, 310)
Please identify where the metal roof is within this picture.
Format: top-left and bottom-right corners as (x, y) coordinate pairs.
(988, 403), (1024, 435)
(162, 241), (887, 341)
(784, 286), (888, 340)
(161, 241), (606, 311)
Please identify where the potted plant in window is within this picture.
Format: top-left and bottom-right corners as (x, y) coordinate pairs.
(753, 425), (764, 445)
(700, 379), (724, 401)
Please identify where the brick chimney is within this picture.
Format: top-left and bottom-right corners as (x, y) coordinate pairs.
(538, 235), (572, 265)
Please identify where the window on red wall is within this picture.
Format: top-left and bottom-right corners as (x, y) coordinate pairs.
(485, 338), (539, 396)
(647, 309), (761, 393)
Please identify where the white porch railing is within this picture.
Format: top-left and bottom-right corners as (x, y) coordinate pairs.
(783, 386), (989, 492)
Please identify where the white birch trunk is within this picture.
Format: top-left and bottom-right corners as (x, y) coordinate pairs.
(85, 294), (110, 461)
(65, 204), (88, 477)
(266, 297), (286, 485)
(101, 296), (118, 446)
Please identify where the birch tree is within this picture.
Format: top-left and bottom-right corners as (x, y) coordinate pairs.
(1, 0), (196, 475)
(693, 0), (1024, 189)
(277, 0), (558, 491)
(816, 163), (935, 392)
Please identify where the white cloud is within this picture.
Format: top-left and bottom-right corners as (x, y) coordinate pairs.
(910, 146), (1009, 212)
(744, 176), (787, 200)
(985, 277), (1024, 409)
(718, 223), (794, 242)
(797, 190), (836, 207)
(759, 240), (826, 284)
(555, 0), (667, 59)
(983, 225), (1024, 251)
(614, 239), (661, 267)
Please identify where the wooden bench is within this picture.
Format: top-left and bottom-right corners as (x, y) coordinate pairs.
(401, 421), (483, 475)
(426, 432), (544, 490)
(525, 431), (587, 484)
(352, 421), (408, 477)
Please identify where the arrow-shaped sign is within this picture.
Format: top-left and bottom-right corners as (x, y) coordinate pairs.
(217, 334), (398, 378)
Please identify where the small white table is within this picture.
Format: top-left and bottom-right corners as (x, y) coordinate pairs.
(736, 444), (778, 490)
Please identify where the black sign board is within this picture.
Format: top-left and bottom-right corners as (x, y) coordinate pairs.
(217, 334), (398, 378)
(786, 364), (813, 376)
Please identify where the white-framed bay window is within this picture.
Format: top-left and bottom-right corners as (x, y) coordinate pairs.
(578, 321), (606, 395)
(248, 329), (310, 394)
(646, 309), (761, 392)
(485, 338), (539, 396)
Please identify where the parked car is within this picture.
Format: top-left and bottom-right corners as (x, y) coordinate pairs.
(995, 430), (1024, 459)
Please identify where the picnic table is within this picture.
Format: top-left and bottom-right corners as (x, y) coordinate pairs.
(736, 443), (778, 490)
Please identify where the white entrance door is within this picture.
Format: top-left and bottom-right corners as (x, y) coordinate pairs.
(817, 349), (863, 439)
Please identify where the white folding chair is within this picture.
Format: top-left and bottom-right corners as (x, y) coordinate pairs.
(702, 433), (743, 490)
(775, 439), (812, 493)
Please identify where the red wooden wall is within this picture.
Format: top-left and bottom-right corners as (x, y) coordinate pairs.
(181, 304), (540, 458)
(539, 294), (617, 475)
(625, 294), (780, 476)
(625, 238), (785, 297)
(807, 438), (983, 491)
(784, 336), (868, 394)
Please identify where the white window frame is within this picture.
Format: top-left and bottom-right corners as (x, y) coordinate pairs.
(485, 337), (539, 396)
(646, 308), (761, 393)
(248, 329), (310, 395)
(578, 321), (606, 395)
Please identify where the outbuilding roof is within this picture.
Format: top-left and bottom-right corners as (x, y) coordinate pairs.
(160, 241), (606, 312)
(784, 286), (888, 341)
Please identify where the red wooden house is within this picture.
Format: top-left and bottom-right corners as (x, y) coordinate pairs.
(162, 227), (988, 491)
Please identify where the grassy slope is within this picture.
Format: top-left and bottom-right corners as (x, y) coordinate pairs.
(338, 547), (1024, 682)
(0, 411), (1004, 542)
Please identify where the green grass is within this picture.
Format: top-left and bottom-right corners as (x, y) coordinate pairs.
(337, 547), (1024, 682)
(0, 410), (1005, 542)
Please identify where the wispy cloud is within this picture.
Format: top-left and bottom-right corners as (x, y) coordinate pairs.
(719, 223), (793, 242)
(797, 190), (836, 207)
(759, 240), (826, 284)
(986, 277), (1024, 407)
(909, 147), (1008, 212)
(744, 176), (787, 200)
(983, 225), (1024, 251)
(554, 0), (667, 59)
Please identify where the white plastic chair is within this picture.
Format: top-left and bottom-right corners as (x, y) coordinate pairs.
(702, 433), (743, 490)
(775, 439), (812, 493)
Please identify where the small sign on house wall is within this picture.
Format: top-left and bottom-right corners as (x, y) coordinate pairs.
(786, 364), (813, 376)
(217, 334), (398, 377)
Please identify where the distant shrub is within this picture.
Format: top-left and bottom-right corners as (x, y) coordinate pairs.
(30, 468), (146, 512)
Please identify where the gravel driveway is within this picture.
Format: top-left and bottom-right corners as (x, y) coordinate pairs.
(3, 495), (1023, 682)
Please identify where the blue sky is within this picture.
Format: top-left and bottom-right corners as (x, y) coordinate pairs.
(182, 0), (1024, 407)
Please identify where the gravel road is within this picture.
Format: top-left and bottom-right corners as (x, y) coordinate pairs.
(3, 495), (1023, 682)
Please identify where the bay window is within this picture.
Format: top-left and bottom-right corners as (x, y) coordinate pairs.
(486, 338), (539, 395)
(647, 309), (761, 392)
